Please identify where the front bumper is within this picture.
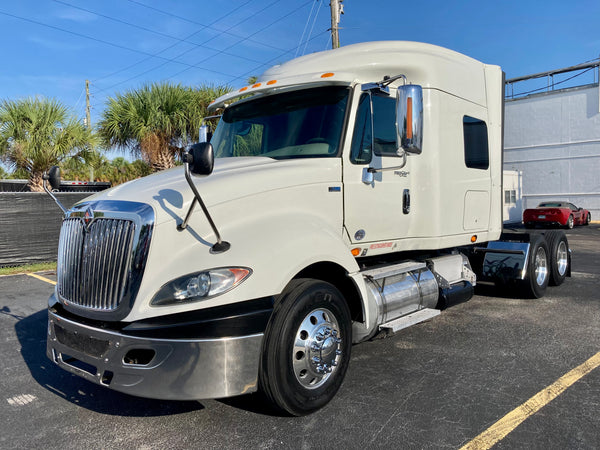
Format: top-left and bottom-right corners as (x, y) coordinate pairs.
(47, 308), (264, 400)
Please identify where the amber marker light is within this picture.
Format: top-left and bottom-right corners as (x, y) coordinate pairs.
(267, 80), (277, 85)
(252, 83), (262, 88)
(471, 235), (478, 243)
(321, 72), (335, 78)
(351, 248), (361, 256)
(239, 86), (248, 92)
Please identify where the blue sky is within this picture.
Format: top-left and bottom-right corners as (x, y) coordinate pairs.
(1, 0), (599, 156)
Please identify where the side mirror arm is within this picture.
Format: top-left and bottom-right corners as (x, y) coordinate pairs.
(178, 148), (230, 254)
(42, 166), (67, 215)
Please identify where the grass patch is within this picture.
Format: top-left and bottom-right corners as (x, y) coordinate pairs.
(0, 262), (57, 276)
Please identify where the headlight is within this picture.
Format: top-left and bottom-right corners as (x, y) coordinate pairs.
(151, 267), (252, 306)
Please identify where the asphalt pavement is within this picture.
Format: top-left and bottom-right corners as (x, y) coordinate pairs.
(1, 226), (599, 449)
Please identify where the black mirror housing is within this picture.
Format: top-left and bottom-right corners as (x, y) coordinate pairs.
(185, 143), (214, 175)
(48, 166), (62, 191)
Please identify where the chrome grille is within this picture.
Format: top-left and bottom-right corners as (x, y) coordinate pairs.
(57, 217), (136, 311)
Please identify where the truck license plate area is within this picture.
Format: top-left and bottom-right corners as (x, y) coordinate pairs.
(54, 324), (110, 358)
(59, 352), (97, 377)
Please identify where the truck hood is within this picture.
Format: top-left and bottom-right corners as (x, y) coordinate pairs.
(83, 157), (342, 225)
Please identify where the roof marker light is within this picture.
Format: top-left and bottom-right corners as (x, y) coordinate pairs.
(252, 83), (261, 88)
(321, 72), (335, 78)
(267, 80), (277, 85)
(239, 86), (248, 92)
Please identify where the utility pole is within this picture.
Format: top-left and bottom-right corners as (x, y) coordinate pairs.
(85, 80), (93, 182)
(329, 0), (343, 49)
(85, 79), (91, 130)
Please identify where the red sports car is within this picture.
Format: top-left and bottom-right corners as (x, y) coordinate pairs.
(523, 201), (591, 229)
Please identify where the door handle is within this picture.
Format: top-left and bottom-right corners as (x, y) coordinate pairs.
(403, 189), (410, 214)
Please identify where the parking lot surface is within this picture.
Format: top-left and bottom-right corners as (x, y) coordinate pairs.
(1, 227), (599, 449)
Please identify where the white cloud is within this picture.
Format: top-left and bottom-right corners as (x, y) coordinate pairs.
(56, 9), (97, 23)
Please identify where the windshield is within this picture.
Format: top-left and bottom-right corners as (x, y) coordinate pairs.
(211, 86), (349, 159)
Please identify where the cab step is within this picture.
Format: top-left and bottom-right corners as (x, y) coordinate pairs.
(379, 308), (440, 334)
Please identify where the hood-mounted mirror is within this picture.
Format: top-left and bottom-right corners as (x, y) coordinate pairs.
(179, 143), (230, 254)
(43, 165), (67, 214)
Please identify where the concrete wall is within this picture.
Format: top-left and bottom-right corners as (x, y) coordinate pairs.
(504, 83), (600, 221)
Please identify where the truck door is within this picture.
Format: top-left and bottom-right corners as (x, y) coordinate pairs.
(343, 91), (412, 244)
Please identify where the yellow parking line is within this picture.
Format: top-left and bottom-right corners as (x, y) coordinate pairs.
(461, 351), (600, 450)
(27, 273), (56, 286)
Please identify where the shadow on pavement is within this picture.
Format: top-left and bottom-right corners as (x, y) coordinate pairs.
(15, 309), (204, 417)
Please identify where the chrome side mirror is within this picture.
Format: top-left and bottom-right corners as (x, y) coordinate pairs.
(396, 84), (423, 154)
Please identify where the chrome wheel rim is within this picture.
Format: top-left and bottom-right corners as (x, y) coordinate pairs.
(534, 246), (548, 286)
(292, 308), (342, 389)
(556, 241), (568, 276)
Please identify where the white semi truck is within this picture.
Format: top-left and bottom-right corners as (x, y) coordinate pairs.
(45, 41), (570, 416)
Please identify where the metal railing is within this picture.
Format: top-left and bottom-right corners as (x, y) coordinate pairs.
(505, 60), (600, 99)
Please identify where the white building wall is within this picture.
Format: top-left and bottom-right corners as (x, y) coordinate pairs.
(503, 170), (523, 224)
(504, 84), (600, 221)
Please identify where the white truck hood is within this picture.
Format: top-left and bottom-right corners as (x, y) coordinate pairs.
(82, 157), (342, 225)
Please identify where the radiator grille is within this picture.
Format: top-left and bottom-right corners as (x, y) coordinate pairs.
(57, 218), (136, 311)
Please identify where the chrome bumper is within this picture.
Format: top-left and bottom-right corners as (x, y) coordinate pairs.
(47, 309), (263, 400)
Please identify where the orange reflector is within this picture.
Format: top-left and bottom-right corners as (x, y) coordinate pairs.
(471, 235), (477, 243)
(252, 83), (261, 88)
(321, 72), (335, 78)
(239, 86), (248, 92)
(267, 80), (277, 85)
(406, 97), (413, 139)
(351, 248), (361, 257)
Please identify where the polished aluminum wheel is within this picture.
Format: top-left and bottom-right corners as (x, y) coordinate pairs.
(292, 308), (343, 389)
(534, 246), (548, 286)
(556, 240), (568, 276)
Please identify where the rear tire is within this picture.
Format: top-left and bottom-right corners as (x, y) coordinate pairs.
(566, 215), (574, 229)
(519, 234), (549, 298)
(259, 279), (352, 416)
(586, 213), (591, 225)
(544, 230), (569, 286)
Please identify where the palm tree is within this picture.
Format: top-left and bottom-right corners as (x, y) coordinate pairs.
(0, 97), (97, 191)
(98, 82), (231, 172)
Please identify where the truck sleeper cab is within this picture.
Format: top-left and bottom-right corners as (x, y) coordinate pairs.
(46, 41), (568, 416)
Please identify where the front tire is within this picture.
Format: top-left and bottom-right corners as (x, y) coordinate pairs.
(586, 213), (591, 225)
(259, 279), (352, 416)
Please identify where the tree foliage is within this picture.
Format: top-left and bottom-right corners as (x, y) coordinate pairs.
(98, 82), (231, 172)
(61, 155), (152, 186)
(0, 97), (98, 191)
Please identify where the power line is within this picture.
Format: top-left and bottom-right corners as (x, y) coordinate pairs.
(97, 0), (287, 93)
(301, 0), (324, 56)
(295, 0), (318, 58)
(231, 28), (330, 83)
(167, 0), (313, 81)
(91, 0), (256, 85)
(52, 0), (265, 69)
(0, 9), (239, 80)
(125, 0), (287, 53)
